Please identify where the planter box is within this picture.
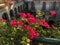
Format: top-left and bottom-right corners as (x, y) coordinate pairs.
(31, 36), (60, 45)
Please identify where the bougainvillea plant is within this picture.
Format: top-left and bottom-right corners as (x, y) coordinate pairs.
(0, 12), (60, 45)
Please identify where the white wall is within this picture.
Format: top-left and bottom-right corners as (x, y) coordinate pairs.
(34, 1), (53, 10)
(34, 1), (43, 10)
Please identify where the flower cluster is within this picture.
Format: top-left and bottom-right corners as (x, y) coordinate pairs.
(40, 19), (50, 28)
(10, 20), (22, 27)
(23, 25), (39, 39)
(18, 12), (51, 39)
(9, 12), (40, 39)
(50, 11), (57, 16)
(1, 12), (56, 40)
(28, 27), (39, 39)
(19, 12), (40, 39)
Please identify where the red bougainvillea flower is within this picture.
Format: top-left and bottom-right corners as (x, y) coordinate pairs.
(27, 27), (39, 39)
(10, 20), (16, 26)
(18, 12), (23, 15)
(23, 25), (39, 39)
(27, 14), (36, 24)
(36, 19), (40, 24)
(39, 19), (46, 25)
(27, 27), (35, 33)
(27, 13), (35, 18)
(0, 18), (6, 22)
(42, 22), (50, 28)
(50, 11), (57, 16)
(17, 21), (22, 26)
(40, 19), (46, 23)
(27, 18), (36, 24)
(40, 19), (50, 28)
(27, 13), (31, 18)
(27, 13), (31, 15)
(19, 12), (27, 18)
(26, 13), (37, 24)
(27, 13), (31, 16)
(28, 31), (39, 39)
(23, 24), (29, 30)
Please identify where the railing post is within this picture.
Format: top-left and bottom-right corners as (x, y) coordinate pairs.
(5, 6), (11, 21)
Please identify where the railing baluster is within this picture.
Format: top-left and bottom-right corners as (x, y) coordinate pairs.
(9, 9), (15, 19)
(2, 12), (9, 21)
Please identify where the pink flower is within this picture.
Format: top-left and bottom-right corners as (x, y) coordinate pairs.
(10, 20), (16, 26)
(0, 18), (6, 22)
(50, 11), (57, 16)
(40, 19), (50, 28)
(43, 22), (50, 28)
(27, 14), (36, 24)
(27, 18), (36, 24)
(27, 13), (31, 16)
(19, 12), (27, 18)
(28, 31), (39, 39)
(27, 14), (31, 18)
(23, 24), (28, 30)
(27, 27), (39, 39)
(36, 19), (40, 24)
(39, 19), (46, 25)
(27, 27), (35, 33)
(40, 19), (46, 23)
(18, 12), (23, 15)
(27, 14), (35, 18)
(17, 21), (22, 26)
